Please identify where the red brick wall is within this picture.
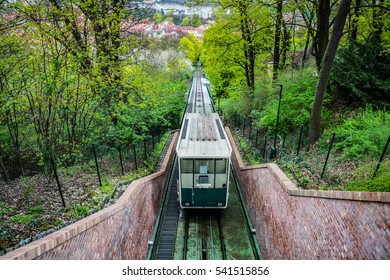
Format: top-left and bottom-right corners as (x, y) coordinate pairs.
(0, 132), (179, 260)
(35, 175), (165, 260)
(226, 127), (390, 260)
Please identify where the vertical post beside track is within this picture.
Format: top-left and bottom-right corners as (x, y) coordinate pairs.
(321, 133), (336, 179)
(92, 144), (102, 186)
(51, 157), (66, 208)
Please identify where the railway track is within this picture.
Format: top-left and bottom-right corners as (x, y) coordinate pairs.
(180, 210), (227, 260)
(150, 159), (179, 260)
(173, 169), (260, 260)
(148, 68), (262, 260)
(149, 159), (260, 260)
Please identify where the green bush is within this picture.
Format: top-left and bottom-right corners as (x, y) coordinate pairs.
(330, 37), (390, 108)
(331, 107), (389, 159)
(10, 214), (37, 224)
(345, 162), (390, 192)
(66, 205), (89, 219)
(258, 69), (326, 133)
(26, 206), (44, 215)
(0, 201), (11, 217)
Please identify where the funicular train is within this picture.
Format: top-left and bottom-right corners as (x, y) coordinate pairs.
(176, 68), (232, 209)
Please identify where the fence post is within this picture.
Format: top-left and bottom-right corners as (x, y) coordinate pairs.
(243, 120), (246, 134)
(133, 144), (138, 170)
(144, 139), (147, 160)
(282, 133), (287, 149)
(152, 131), (155, 150)
(118, 146), (124, 175)
(373, 135), (390, 178)
(50, 157), (66, 207)
(321, 133), (336, 179)
(262, 136), (267, 159)
(92, 144), (102, 186)
(296, 126), (304, 156)
(249, 122), (252, 141)
(271, 84), (283, 159)
(255, 129), (259, 147)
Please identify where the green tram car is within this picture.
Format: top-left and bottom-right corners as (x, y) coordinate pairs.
(176, 112), (232, 208)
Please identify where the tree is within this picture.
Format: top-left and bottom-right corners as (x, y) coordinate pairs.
(309, 0), (353, 143)
(179, 34), (202, 64)
(314, 0), (331, 71)
(181, 17), (190, 26)
(273, 0), (283, 80)
(17, 0), (129, 125)
(203, 0), (272, 102)
(330, 37), (390, 108)
(153, 12), (163, 23)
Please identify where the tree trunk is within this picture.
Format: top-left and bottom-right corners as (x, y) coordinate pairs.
(273, 0), (283, 80)
(314, 0), (330, 71)
(372, 0), (385, 39)
(238, 0), (255, 95)
(309, 0), (352, 143)
(0, 156), (9, 181)
(350, 0), (361, 40)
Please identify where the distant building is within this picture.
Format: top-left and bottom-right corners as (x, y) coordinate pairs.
(121, 19), (208, 40)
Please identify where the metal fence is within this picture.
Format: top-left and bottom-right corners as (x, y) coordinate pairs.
(37, 131), (168, 208)
(223, 111), (390, 189)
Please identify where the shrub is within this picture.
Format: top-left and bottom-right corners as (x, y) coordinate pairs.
(258, 69), (327, 133)
(331, 107), (389, 159)
(0, 201), (11, 217)
(345, 161), (390, 192)
(66, 205), (89, 219)
(330, 37), (390, 108)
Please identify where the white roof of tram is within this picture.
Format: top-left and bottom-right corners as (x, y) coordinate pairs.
(176, 113), (232, 158)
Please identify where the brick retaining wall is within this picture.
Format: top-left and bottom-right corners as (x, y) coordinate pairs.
(0, 132), (179, 260)
(226, 127), (389, 260)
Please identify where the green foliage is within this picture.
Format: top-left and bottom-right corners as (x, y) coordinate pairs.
(10, 214), (37, 224)
(0, 201), (11, 217)
(9, 205), (43, 224)
(331, 107), (390, 159)
(153, 13), (164, 23)
(0, 223), (13, 249)
(26, 206), (44, 215)
(345, 162), (390, 192)
(144, 132), (170, 171)
(257, 69), (322, 133)
(330, 37), (390, 108)
(235, 134), (262, 166)
(99, 182), (114, 195)
(66, 205), (89, 219)
(202, 0), (272, 105)
(20, 177), (35, 202)
(179, 34), (203, 64)
(181, 17), (190, 26)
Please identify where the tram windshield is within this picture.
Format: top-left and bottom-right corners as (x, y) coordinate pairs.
(180, 158), (228, 189)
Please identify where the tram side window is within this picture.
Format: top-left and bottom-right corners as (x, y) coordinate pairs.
(180, 159), (193, 173)
(215, 159), (227, 173)
(180, 159), (194, 189)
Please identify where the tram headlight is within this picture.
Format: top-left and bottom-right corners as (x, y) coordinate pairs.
(218, 202), (223, 207)
(185, 202), (190, 206)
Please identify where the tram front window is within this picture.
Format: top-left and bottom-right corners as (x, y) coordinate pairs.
(180, 158), (228, 189)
